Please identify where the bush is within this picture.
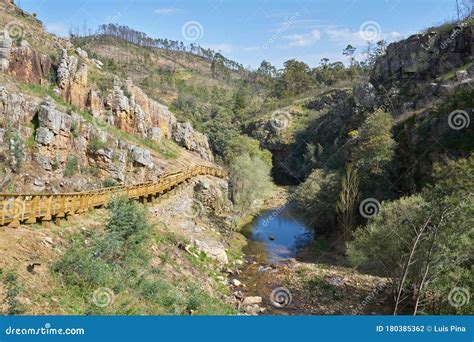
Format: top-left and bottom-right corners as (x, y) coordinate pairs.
(88, 136), (107, 153)
(64, 155), (78, 177)
(55, 197), (152, 289)
(229, 154), (273, 214)
(347, 157), (474, 314)
(103, 178), (118, 188)
(351, 109), (396, 177)
(295, 169), (341, 232)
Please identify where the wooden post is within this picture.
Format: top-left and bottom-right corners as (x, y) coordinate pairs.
(26, 196), (38, 224)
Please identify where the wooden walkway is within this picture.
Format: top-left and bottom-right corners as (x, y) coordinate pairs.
(0, 165), (226, 227)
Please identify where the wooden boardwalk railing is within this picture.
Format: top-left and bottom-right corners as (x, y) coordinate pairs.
(0, 165), (226, 227)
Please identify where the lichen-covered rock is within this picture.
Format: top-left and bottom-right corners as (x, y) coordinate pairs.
(0, 31), (12, 71)
(33, 153), (52, 171)
(192, 238), (228, 264)
(172, 122), (214, 161)
(148, 127), (163, 143)
(57, 49), (78, 90)
(124, 79), (176, 138)
(353, 82), (376, 109)
(57, 49), (89, 109)
(35, 127), (54, 145)
(130, 146), (153, 167)
(38, 102), (62, 134)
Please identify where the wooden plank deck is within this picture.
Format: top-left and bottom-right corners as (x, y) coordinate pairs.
(0, 165), (226, 227)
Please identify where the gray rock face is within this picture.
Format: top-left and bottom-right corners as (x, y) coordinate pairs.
(133, 103), (147, 138)
(75, 47), (88, 59)
(172, 122), (214, 161)
(0, 31), (12, 71)
(57, 49), (78, 90)
(147, 127), (163, 143)
(372, 24), (472, 89)
(106, 81), (130, 113)
(33, 153), (52, 171)
(0, 89), (28, 128)
(35, 127), (54, 145)
(130, 146), (153, 167)
(38, 102), (62, 134)
(353, 82), (376, 109)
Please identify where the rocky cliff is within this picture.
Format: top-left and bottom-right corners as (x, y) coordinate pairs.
(0, 2), (215, 192)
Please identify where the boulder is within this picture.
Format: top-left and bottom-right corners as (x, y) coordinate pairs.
(33, 153), (52, 171)
(242, 296), (262, 306)
(130, 146), (153, 167)
(75, 47), (88, 59)
(192, 239), (228, 264)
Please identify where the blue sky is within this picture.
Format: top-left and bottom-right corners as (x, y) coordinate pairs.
(18, 0), (459, 68)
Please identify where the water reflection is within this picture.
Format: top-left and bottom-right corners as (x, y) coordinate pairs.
(246, 204), (314, 263)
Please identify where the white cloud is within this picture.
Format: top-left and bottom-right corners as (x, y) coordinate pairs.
(154, 8), (180, 15)
(324, 26), (403, 45)
(283, 29), (321, 47)
(46, 22), (69, 37)
(243, 46), (260, 52)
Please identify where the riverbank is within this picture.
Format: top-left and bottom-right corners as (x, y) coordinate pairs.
(230, 186), (392, 315)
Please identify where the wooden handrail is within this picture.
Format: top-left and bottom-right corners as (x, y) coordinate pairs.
(0, 165), (227, 227)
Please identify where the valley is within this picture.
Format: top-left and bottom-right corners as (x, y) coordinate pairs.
(0, 0), (472, 317)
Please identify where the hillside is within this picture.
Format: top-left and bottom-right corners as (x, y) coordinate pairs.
(0, 0), (472, 317)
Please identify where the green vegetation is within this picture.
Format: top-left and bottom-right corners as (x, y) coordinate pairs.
(229, 154), (273, 216)
(348, 157), (474, 314)
(1, 271), (26, 315)
(64, 155), (79, 177)
(53, 197), (234, 315)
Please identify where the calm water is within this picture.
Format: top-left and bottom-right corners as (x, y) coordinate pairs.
(245, 203), (314, 263)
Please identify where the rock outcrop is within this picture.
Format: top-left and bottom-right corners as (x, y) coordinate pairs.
(0, 32), (12, 72)
(172, 122), (214, 161)
(57, 49), (89, 109)
(7, 42), (52, 84)
(371, 22), (473, 113)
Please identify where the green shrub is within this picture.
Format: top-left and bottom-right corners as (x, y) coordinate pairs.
(295, 168), (341, 232)
(103, 178), (118, 188)
(1, 271), (27, 315)
(88, 136), (107, 153)
(229, 153), (273, 214)
(64, 155), (78, 177)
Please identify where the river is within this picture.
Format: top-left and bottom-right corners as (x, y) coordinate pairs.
(239, 201), (314, 314)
